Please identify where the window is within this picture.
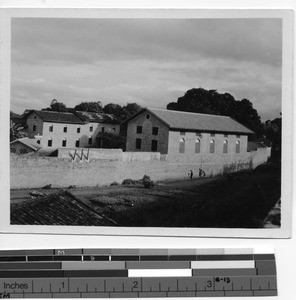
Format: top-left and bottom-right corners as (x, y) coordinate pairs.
(224, 134), (228, 137)
(33, 123), (36, 131)
(195, 139), (201, 153)
(236, 140), (240, 153)
(37, 140), (41, 144)
(48, 138), (53, 147)
(63, 126), (67, 133)
(62, 139), (67, 147)
(77, 126), (81, 133)
(90, 125), (93, 132)
(137, 126), (142, 134)
(180, 131), (185, 136)
(236, 134), (241, 138)
(146, 114), (150, 119)
(75, 139), (80, 147)
(152, 127), (158, 135)
(101, 127), (105, 133)
(179, 138), (185, 153)
(136, 138), (142, 150)
(209, 139), (215, 153)
(88, 136), (92, 145)
(210, 133), (215, 137)
(223, 140), (228, 153)
(151, 140), (158, 151)
(10, 147), (16, 153)
(49, 124), (53, 132)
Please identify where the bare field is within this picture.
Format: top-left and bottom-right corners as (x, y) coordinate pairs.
(11, 163), (281, 228)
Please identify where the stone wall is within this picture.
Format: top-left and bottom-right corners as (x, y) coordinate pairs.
(10, 147), (271, 189)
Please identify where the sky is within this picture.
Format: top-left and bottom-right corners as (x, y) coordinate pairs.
(11, 17), (282, 121)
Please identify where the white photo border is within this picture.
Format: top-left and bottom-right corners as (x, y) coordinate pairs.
(0, 8), (293, 238)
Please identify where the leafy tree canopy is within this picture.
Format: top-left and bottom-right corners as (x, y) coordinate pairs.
(42, 99), (67, 112)
(74, 101), (103, 113)
(167, 88), (262, 134)
(103, 102), (142, 122)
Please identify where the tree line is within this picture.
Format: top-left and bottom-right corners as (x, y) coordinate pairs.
(42, 99), (142, 123)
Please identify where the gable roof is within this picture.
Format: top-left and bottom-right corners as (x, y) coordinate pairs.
(10, 138), (42, 151)
(75, 111), (121, 124)
(27, 110), (85, 124)
(124, 108), (254, 135)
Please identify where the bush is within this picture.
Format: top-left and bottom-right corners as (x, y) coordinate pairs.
(122, 179), (136, 185)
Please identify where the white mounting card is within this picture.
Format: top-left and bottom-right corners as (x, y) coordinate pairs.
(0, 8), (293, 238)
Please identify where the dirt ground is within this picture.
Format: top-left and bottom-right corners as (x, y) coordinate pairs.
(11, 163), (281, 228)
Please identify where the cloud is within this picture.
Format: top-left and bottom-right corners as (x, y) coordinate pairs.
(12, 18), (282, 67)
(10, 17), (282, 121)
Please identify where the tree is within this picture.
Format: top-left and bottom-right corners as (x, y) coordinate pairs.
(262, 117), (282, 162)
(74, 101), (103, 113)
(103, 103), (126, 120)
(103, 102), (142, 122)
(167, 88), (262, 134)
(123, 103), (142, 120)
(97, 132), (126, 150)
(10, 111), (26, 141)
(42, 99), (67, 112)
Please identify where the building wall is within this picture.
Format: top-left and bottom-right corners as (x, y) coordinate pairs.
(126, 112), (169, 154)
(10, 142), (35, 155)
(26, 113), (44, 138)
(26, 114), (120, 149)
(11, 147), (271, 189)
(167, 131), (248, 162)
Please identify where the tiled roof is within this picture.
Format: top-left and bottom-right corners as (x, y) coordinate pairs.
(30, 110), (85, 124)
(10, 191), (117, 226)
(10, 138), (42, 151)
(146, 108), (254, 134)
(75, 111), (121, 124)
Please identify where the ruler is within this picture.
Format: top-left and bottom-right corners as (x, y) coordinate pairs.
(0, 248), (277, 298)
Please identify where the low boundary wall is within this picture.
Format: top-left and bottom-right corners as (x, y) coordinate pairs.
(10, 148), (271, 189)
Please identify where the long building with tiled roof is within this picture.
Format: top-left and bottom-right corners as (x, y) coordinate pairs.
(24, 110), (121, 149)
(124, 107), (254, 156)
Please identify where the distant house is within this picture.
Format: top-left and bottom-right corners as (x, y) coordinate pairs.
(122, 108), (254, 158)
(10, 137), (42, 155)
(24, 110), (121, 149)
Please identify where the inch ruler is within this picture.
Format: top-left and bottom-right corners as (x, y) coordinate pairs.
(0, 248), (277, 298)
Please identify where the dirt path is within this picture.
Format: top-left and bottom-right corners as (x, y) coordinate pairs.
(10, 177), (217, 203)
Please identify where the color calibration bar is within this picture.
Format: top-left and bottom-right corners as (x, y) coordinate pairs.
(0, 248), (277, 298)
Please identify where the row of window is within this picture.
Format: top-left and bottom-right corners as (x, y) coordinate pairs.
(137, 126), (159, 135)
(180, 131), (241, 138)
(47, 137), (93, 147)
(178, 138), (240, 154)
(32, 123), (115, 133)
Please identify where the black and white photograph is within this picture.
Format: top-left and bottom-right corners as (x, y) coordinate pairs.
(1, 9), (293, 237)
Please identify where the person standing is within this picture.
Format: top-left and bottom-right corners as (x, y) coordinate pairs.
(188, 170), (193, 180)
